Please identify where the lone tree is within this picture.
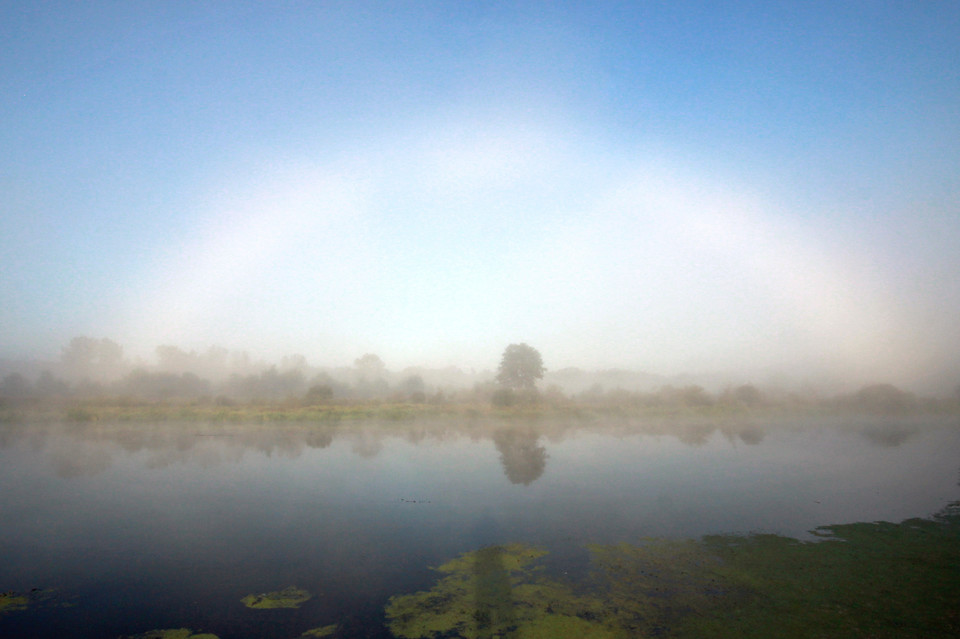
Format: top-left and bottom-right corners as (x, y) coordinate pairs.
(496, 343), (545, 390)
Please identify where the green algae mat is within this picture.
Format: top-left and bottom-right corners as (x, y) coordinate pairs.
(123, 630), (219, 639)
(5, 506), (959, 637)
(298, 625), (339, 637)
(0, 592), (31, 616)
(241, 585), (312, 609)
(0, 588), (70, 618)
(385, 502), (960, 638)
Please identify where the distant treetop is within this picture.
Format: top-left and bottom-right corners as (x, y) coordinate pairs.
(496, 343), (545, 390)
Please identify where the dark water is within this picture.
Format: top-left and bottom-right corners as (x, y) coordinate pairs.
(1, 416), (958, 638)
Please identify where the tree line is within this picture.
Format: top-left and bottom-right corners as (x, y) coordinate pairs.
(1, 338), (956, 415)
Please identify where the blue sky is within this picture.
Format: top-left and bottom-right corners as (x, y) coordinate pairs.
(2, 1), (959, 389)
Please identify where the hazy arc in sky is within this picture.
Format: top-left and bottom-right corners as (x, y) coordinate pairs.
(1, 2), (957, 392)
(112, 118), (931, 388)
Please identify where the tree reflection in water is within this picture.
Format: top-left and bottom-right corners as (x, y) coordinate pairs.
(471, 546), (517, 637)
(492, 428), (548, 485)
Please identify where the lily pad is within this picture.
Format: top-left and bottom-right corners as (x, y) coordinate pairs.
(299, 625), (338, 637)
(241, 586), (312, 609)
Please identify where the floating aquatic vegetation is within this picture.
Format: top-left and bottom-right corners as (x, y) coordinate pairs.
(0, 588), (62, 617)
(299, 625), (338, 637)
(385, 543), (611, 638)
(0, 591), (30, 615)
(587, 538), (746, 635)
(241, 586), (312, 609)
(384, 502), (960, 638)
(124, 629), (219, 639)
(386, 539), (738, 637)
(686, 503), (960, 638)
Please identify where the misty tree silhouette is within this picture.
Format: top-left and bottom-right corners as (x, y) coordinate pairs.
(495, 343), (544, 390)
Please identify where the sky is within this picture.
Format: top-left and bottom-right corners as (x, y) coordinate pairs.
(2, 1), (959, 391)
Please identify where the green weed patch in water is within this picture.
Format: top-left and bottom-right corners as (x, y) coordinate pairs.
(241, 585), (312, 609)
(299, 625), (339, 637)
(687, 504), (960, 638)
(385, 543), (610, 638)
(588, 538), (749, 636)
(591, 510), (960, 638)
(124, 629), (219, 639)
(0, 588), (65, 617)
(0, 591), (30, 615)
(384, 503), (960, 638)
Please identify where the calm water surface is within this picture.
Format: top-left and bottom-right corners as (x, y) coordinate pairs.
(1, 417), (958, 637)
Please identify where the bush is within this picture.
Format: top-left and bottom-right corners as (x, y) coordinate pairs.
(853, 384), (916, 415)
(305, 384), (334, 404)
(491, 388), (516, 407)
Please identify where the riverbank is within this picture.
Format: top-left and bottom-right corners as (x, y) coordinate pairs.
(2, 395), (957, 425)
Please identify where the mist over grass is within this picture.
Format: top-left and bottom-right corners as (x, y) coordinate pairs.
(1, 336), (958, 421)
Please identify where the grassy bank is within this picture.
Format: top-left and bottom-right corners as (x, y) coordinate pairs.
(0, 398), (577, 425)
(2, 395), (957, 425)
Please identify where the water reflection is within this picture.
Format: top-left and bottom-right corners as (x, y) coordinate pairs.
(51, 446), (112, 478)
(0, 417), (955, 489)
(305, 429), (333, 449)
(492, 428), (548, 485)
(385, 544), (552, 638)
(472, 546), (516, 636)
(860, 424), (919, 447)
(675, 422), (715, 446)
(732, 425), (765, 445)
(2, 417), (959, 639)
(350, 432), (383, 458)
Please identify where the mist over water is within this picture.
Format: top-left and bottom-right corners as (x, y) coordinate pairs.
(3, 3), (960, 636)
(1, 417), (958, 637)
